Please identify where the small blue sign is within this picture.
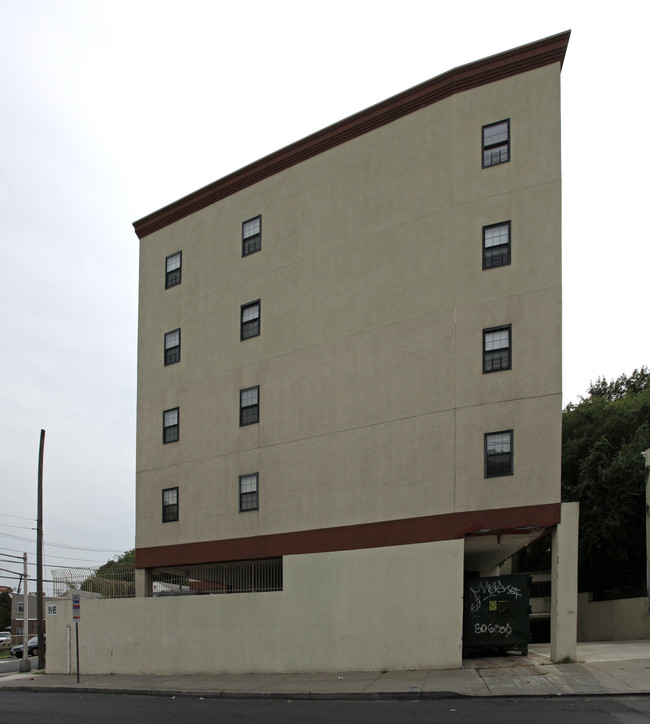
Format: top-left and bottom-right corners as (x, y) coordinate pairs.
(72, 594), (80, 621)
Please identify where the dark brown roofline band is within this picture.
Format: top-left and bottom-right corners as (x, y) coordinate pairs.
(135, 502), (561, 569)
(133, 31), (570, 239)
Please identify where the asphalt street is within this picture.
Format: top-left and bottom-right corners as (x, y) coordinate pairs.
(3, 692), (650, 724)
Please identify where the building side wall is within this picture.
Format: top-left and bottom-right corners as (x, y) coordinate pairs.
(577, 593), (650, 642)
(135, 62), (562, 553)
(46, 540), (464, 674)
(10, 594), (51, 637)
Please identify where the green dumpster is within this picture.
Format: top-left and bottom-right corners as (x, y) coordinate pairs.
(463, 573), (531, 656)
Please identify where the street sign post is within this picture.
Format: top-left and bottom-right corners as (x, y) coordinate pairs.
(72, 594), (80, 682)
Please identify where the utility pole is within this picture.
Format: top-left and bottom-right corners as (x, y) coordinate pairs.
(641, 448), (650, 612)
(19, 553), (30, 672)
(37, 429), (45, 670)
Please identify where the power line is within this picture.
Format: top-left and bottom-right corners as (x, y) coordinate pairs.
(0, 531), (36, 544)
(43, 540), (125, 553)
(0, 531), (125, 553)
(44, 554), (108, 564)
(0, 572), (57, 584)
(2, 550), (117, 565)
(0, 513), (35, 522)
(1, 546), (117, 565)
(0, 566), (22, 576)
(0, 551), (25, 561)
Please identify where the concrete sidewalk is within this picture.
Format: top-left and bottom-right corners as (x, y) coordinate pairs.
(1, 642), (649, 700)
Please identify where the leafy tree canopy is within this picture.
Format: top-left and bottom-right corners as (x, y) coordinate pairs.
(96, 549), (135, 571)
(80, 549), (135, 598)
(562, 367), (650, 598)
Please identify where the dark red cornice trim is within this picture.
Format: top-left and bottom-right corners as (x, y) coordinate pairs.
(133, 31), (570, 239)
(135, 502), (561, 569)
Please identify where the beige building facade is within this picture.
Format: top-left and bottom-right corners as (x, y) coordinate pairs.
(126, 32), (574, 673)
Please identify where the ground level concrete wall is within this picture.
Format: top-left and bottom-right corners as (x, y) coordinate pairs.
(577, 593), (650, 642)
(46, 540), (464, 675)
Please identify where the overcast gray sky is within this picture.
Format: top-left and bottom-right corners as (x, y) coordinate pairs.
(1, 0), (647, 592)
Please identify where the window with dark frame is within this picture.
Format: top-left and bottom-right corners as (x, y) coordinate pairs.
(162, 487), (179, 522)
(239, 473), (259, 511)
(483, 325), (511, 373)
(485, 430), (513, 477)
(483, 221), (511, 269)
(165, 251), (182, 288)
(163, 407), (179, 443)
(241, 300), (260, 340)
(239, 386), (259, 426)
(482, 119), (510, 167)
(242, 216), (261, 256)
(164, 329), (181, 365)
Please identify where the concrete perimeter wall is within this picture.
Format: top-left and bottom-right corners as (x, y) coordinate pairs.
(46, 540), (464, 674)
(578, 593), (650, 642)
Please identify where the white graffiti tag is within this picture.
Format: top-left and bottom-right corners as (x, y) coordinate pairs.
(474, 622), (513, 637)
(469, 579), (522, 614)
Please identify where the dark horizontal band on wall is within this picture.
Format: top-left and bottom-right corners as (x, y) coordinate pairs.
(133, 31), (570, 240)
(135, 502), (561, 569)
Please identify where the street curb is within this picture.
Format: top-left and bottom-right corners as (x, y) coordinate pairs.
(2, 685), (649, 701)
(0, 685), (463, 700)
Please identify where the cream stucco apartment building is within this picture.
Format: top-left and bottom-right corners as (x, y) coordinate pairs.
(126, 31), (577, 673)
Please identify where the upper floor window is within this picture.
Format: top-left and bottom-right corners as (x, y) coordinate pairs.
(163, 407), (179, 443)
(483, 325), (511, 373)
(165, 251), (182, 288)
(485, 430), (513, 477)
(162, 487), (179, 522)
(483, 221), (511, 269)
(240, 386), (259, 426)
(241, 301), (260, 340)
(239, 473), (259, 511)
(482, 119), (510, 167)
(164, 329), (181, 365)
(242, 216), (261, 257)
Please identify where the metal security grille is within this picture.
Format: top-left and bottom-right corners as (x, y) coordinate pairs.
(150, 558), (282, 596)
(52, 563), (135, 599)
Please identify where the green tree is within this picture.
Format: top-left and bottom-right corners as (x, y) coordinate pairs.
(562, 367), (650, 598)
(81, 549), (135, 598)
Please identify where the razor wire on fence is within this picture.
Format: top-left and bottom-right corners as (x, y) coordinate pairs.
(51, 562), (135, 599)
(51, 558), (283, 599)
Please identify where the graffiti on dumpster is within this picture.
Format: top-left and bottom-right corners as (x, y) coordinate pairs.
(464, 575), (530, 650)
(469, 579), (522, 614)
(474, 622), (513, 637)
(467, 579), (523, 639)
